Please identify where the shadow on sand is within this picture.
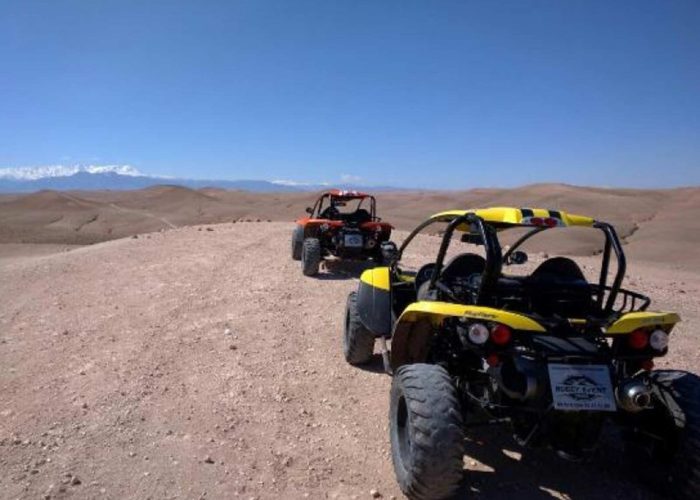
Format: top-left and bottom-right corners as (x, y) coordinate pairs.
(314, 259), (377, 280)
(452, 424), (661, 499)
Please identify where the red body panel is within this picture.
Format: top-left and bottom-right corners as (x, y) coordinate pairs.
(296, 217), (392, 230)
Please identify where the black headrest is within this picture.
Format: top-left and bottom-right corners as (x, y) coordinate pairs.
(529, 257), (587, 284)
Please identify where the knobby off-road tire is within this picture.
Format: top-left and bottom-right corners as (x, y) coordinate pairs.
(390, 363), (465, 500)
(291, 226), (303, 261)
(343, 292), (374, 365)
(301, 238), (321, 276)
(649, 370), (700, 499)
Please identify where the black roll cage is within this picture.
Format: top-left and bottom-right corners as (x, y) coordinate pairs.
(397, 213), (628, 315)
(310, 193), (377, 220)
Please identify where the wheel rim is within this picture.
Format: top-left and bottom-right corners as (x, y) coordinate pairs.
(396, 394), (411, 466)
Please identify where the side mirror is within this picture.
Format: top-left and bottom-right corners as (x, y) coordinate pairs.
(305, 207), (314, 215)
(380, 241), (399, 263)
(506, 250), (528, 265)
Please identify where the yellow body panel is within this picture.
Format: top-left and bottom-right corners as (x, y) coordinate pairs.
(431, 207), (595, 228)
(359, 267), (391, 291)
(397, 301), (546, 332)
(606, 312), (681, 334)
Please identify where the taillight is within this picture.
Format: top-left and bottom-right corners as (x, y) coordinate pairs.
(490, 324), (512, 345)
(628, 329), (649, 349)
(486, 354), (501, 367)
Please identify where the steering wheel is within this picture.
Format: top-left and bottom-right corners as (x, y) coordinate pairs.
(414, 263), (461, 302)
(437, 275), (483, 304)
(414, 263), (436, 292)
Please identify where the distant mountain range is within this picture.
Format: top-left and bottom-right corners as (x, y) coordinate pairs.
(0, 166), (401, 193)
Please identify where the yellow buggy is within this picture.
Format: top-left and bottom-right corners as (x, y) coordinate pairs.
(343, 207), (698, 500)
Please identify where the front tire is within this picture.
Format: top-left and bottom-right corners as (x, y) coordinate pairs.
(301, 238), (321, 276)
(343, 292), (374, 365)
(647, 370), (700, 499)
(390, 364), (464, 500)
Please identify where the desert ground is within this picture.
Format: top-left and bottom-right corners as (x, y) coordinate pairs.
(1, 186), (699, 499)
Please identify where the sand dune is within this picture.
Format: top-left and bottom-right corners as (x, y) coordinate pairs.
(1, 184), (698, 267)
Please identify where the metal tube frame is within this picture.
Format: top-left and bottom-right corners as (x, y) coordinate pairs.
(396, 213), (628, 316)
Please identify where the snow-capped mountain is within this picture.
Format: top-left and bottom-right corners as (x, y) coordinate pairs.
(0, 164), (144, 181)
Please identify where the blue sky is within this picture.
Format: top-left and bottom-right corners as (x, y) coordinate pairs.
(1, 0), (698, 189)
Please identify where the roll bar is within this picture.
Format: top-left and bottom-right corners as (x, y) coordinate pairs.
(401, 213), (628, 313)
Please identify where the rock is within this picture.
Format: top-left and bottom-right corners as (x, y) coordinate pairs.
(370, 489), (381, 498)
(206, 227), (214, 232)
(204, 456), (215, 464)
(71, 476), (81, 485)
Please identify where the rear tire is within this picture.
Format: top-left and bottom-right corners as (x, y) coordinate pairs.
(390, 363), (464, 500)
(343, 292), (374, 365)
(301, 238), (321, 276)
(291, 226), (303, 261)
(647, 370), (700, 499)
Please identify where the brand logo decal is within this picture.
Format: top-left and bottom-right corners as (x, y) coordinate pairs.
(556, 375), (606, 401)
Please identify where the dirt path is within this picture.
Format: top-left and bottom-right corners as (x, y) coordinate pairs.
(0, 222), (697, 499)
